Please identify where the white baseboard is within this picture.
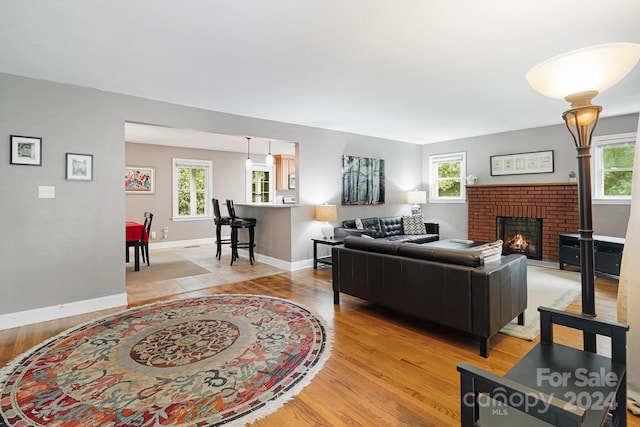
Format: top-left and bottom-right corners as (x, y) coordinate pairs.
(234, 250), (314, 271)
(0, 293), (128, 331)
(150, 238), (315, 272)
(149, 237), (216, 250)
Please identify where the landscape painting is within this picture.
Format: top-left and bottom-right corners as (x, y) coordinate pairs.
(341, 155), (385, 205)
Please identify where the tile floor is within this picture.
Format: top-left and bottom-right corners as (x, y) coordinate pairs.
(125, 244), (286, 305)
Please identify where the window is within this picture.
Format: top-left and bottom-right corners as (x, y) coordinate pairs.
(246, 163), (275, 203)
(429, 152), (467, 203)
(593, 132), (636, 204)
(172, 158), (212, 220)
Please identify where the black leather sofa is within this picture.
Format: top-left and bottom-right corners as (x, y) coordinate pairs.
(334, 216), (439, 244)
(332, 237), (528, 357)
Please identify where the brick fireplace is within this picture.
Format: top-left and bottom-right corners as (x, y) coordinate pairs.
(467, 183), (579, 262)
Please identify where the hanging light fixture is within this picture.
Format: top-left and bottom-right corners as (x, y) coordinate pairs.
(266, 139), (274, 166)
(245, 137), (252, 169)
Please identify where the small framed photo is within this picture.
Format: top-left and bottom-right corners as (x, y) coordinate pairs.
(288, 173), (296, 189)
(125, 166), (155, 194)
(65, 153), (93, 181)
(10, 135), (42, 166)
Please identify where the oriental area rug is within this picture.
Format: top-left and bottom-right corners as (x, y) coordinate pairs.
(0, 294), (332, 426)
(500, 265), (581, 340)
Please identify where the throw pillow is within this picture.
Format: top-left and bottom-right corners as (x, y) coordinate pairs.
(361, 234), (374, 239)
(355, 217), (364, 229)
(475, 240), (503, 263)
(402, 214), (426, 235)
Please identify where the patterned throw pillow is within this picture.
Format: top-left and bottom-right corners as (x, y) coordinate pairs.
(402, 214), (426, 235)
(355, 217), (364, 229)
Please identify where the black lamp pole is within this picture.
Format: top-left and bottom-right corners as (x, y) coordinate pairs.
(562, 99), (602, 353)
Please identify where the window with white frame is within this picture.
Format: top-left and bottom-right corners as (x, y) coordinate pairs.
(593, 132), (636, 204)
(172, 158), (213, 220)
(246, 163), (275, 204)
(429, 152), (467, 203)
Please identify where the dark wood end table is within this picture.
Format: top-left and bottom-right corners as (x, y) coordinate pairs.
(312, 237), (344, 269)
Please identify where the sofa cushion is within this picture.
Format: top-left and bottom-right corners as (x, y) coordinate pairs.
(344, 236), (401, 255)
(379, 216), (403, 237)
(398, 243), (482, 267)
(355, 217), (364, 229)
(402, 214), (427, 235)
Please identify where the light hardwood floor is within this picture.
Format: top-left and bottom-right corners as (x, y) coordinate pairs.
(1, 245), (637, 426)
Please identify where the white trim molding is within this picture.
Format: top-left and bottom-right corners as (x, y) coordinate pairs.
(0, 293), (128, 330)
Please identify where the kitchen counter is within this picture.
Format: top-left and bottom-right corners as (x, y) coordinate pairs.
(235, 203), (299, 208)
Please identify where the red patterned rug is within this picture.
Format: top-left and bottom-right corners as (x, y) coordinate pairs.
(0, 294), (332, 426)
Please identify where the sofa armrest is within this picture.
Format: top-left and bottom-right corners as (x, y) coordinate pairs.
(333, 227), (373, 239)
(424, 222), (439, 235)
(471, 254), (528, 348)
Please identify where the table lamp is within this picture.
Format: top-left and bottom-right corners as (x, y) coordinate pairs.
(315, 204), (337, 239)
(407, 190), (426, 214)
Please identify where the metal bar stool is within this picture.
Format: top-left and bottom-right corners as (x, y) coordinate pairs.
(226, 199), (256, 265)
(212, 198), (232, 260)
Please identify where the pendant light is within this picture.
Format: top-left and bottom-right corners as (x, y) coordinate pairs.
(265, 139), (274, 166)
(245, 137), (252, 169)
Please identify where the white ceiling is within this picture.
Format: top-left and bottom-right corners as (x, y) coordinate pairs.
(2, 0), (640, 149)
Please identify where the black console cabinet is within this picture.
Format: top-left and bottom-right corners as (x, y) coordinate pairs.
(559, 233), (625, 276)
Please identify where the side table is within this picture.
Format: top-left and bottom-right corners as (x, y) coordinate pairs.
(312, 237), (344, 269)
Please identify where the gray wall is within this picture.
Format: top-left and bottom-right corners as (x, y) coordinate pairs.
(0, 75), (125, 315)
(125, 142), (247, 243)
(422, 113), (638, 240)
(2, 71), (635, 318)
(0, 73), (423, 316)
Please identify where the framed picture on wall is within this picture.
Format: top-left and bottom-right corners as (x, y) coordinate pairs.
(341, 155), (385, 205)
(10, 135), (42, 166)
(125, 166), (155, 194)
(65, 153), (93, 181)
(490, 150), (554, 176)
(288, 173), (296, 189)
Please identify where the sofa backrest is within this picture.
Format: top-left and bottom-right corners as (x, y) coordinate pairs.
(344, 237), (482, 266)
(343, 236), (401, 255)
(342, 217), (384, 238)
(379, 216), (403, 237)
(398, 242), (483, 267)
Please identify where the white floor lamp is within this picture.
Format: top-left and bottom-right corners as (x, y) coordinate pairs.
(526, 42), (640, 351)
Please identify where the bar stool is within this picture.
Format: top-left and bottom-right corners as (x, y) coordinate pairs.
(212, 198), (232, 260)
(226, 199), (257, 265)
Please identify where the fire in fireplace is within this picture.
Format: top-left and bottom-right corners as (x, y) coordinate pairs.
(497, 217), (543, 260)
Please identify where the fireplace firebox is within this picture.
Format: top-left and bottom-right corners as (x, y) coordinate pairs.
(497, 217), (543, 260)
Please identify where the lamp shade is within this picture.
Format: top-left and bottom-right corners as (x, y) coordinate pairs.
(315, 204), (337, 222)
(526, 43), (640, 100)
(407, 191), (427, 204)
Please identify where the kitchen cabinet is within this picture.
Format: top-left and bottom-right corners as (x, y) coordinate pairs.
(275, 155), (295, 190)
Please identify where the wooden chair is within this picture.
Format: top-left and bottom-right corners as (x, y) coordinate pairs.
(140, 212), (153, 266)
(226, 199), (256, 265)
(212, 198), (232, 260)
(457, 307), (628, 427)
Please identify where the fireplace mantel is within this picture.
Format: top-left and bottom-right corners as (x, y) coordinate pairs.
(466, 182), (578, 188)
(467, 183), (579, 262)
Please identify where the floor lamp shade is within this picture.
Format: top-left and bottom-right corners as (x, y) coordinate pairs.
(315, 204), (337, 239)
(526, 43), (640, 103)
(526, 42), (640, 351)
